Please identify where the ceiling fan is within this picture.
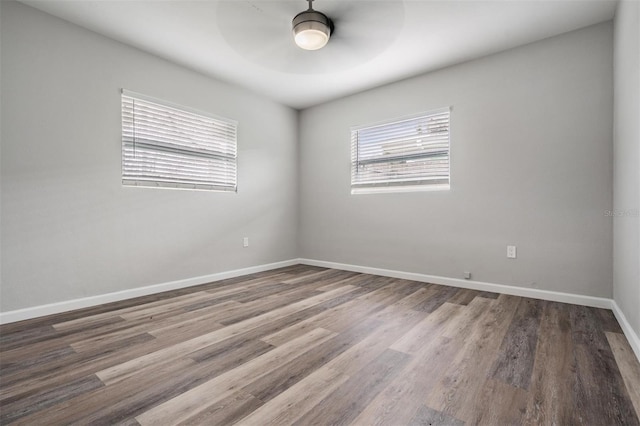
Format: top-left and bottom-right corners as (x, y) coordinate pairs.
(292, 0), (334, 50)
(216, 0), (405, 74)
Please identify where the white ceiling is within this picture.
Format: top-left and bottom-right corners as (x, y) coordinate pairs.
(20, 0), (617, 109)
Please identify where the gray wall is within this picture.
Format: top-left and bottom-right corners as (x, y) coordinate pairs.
(0, 1), (622, 315)
(613, 0), (640, 336)
(0, 1), (298, 312)
(299, 23), (614, 298)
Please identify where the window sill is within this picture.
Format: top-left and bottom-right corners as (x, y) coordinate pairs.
(123, 180), (236, 193)
(351, 184), (450, 195)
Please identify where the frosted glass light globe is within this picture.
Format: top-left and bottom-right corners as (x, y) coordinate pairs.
(292, 8), (332, 51)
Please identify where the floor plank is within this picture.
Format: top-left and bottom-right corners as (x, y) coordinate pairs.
(489, 297), (544, 390)
(292, 348), (411, 426)
(135, 328), (336, 425)
(425, 294), (520, 423)
(236, 366), (349, 426)
(523, 301), (576, 425)
(0, 375), (105, 424)
(408, 404), (465, 426)
(606, 331), (640, 420)
(570, 304), (639, 425)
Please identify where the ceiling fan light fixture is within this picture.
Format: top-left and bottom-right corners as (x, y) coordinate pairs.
(292, 2), (332, 50)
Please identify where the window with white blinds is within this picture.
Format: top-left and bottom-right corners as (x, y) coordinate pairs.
(351, 108), (451, 194)
(121, 90), (237, 192)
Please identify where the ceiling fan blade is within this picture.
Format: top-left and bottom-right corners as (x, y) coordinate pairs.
(216, 0), (405, 74)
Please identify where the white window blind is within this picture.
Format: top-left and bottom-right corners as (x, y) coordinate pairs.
(351, 108), (451, 193)
(121, 90), (237, 192)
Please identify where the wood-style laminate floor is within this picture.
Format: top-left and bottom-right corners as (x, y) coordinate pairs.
(1, 265), (639, 425)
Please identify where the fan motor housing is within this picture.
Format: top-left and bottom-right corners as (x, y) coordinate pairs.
(292, 10), (333, 33)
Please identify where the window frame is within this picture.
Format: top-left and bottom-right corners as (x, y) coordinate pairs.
(121, 89), (238, 192)
(350, 107), (451, 195)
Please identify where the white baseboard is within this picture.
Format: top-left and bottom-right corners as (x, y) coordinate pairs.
(2, 256), (638, 365)
(0, 259), (299, 325)
(298, 258), (613, 309)
(611, 300), (640, 362)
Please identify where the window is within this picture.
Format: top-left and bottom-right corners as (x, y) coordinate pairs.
(350, 108), (451, 194)
(121, 90), (237, 192)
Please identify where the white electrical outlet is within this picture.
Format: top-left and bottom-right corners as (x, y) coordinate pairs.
(507, 245), (517, 259)
(464, 271), (472, 280)
(243, 237), (249, 247)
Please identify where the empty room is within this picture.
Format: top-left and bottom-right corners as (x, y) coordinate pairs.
(1, 0), (639, 424)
